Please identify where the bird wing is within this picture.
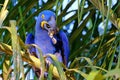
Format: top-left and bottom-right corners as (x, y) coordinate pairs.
(25, 33), (41, 77)
(25, 33), (36, 56)
(58, 30), (70, 64)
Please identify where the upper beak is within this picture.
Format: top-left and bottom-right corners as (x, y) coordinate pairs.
(41, 21), (48, 29)
(40, 20), (59, 35)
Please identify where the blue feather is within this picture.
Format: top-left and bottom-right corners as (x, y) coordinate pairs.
(25, 33), (36, 53)
(58, 30), (70, 64)
(26, 10), (70, 64)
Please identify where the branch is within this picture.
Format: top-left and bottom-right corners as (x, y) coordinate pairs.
(0, 42), (41, 69)
(0, 42), (60, 79)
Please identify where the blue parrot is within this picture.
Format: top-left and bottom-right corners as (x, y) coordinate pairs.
(25, 10), (70, 77)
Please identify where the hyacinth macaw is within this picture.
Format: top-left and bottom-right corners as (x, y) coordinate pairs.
(25, 10), (70, 77)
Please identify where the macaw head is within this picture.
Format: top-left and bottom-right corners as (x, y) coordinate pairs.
(35, 10), (59, 36)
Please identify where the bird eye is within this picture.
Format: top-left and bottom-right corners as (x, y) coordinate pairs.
(46, 24), (51, 28)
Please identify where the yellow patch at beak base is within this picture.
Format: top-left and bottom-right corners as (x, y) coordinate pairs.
(41, 21), (48, 28)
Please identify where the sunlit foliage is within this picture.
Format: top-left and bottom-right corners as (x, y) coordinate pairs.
(0, 0), (120, 80)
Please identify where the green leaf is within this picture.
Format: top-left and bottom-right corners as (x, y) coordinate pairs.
(68, 69), (88, 79)
(47, 64), (54, 80)
(46, 54), (67, 80)
(32, 44), (45, 80)
(10, 20), (24, 80)
(87, 71), (104, 80)
(70, 57), (93, 69)
(3, 55), (10, 80)
(0, 0), (9, 27)
(105, 69), (120, 79)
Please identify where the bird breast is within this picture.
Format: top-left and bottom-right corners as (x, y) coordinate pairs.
(35, 29), (56, 55)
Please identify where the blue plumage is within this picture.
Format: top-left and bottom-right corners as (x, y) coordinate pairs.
(25, 33), (36, 53)
(26, 10), (70, 65)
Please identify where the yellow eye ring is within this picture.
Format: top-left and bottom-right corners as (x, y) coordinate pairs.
(41, 21), (48, 28)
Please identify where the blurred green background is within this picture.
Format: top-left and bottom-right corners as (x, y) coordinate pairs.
(0, 0), (120, 80)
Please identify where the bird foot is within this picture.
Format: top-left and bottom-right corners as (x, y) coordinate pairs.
(48, 32), (57, 44)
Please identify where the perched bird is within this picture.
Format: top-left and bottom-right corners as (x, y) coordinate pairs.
(25, 10), (70, 77)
